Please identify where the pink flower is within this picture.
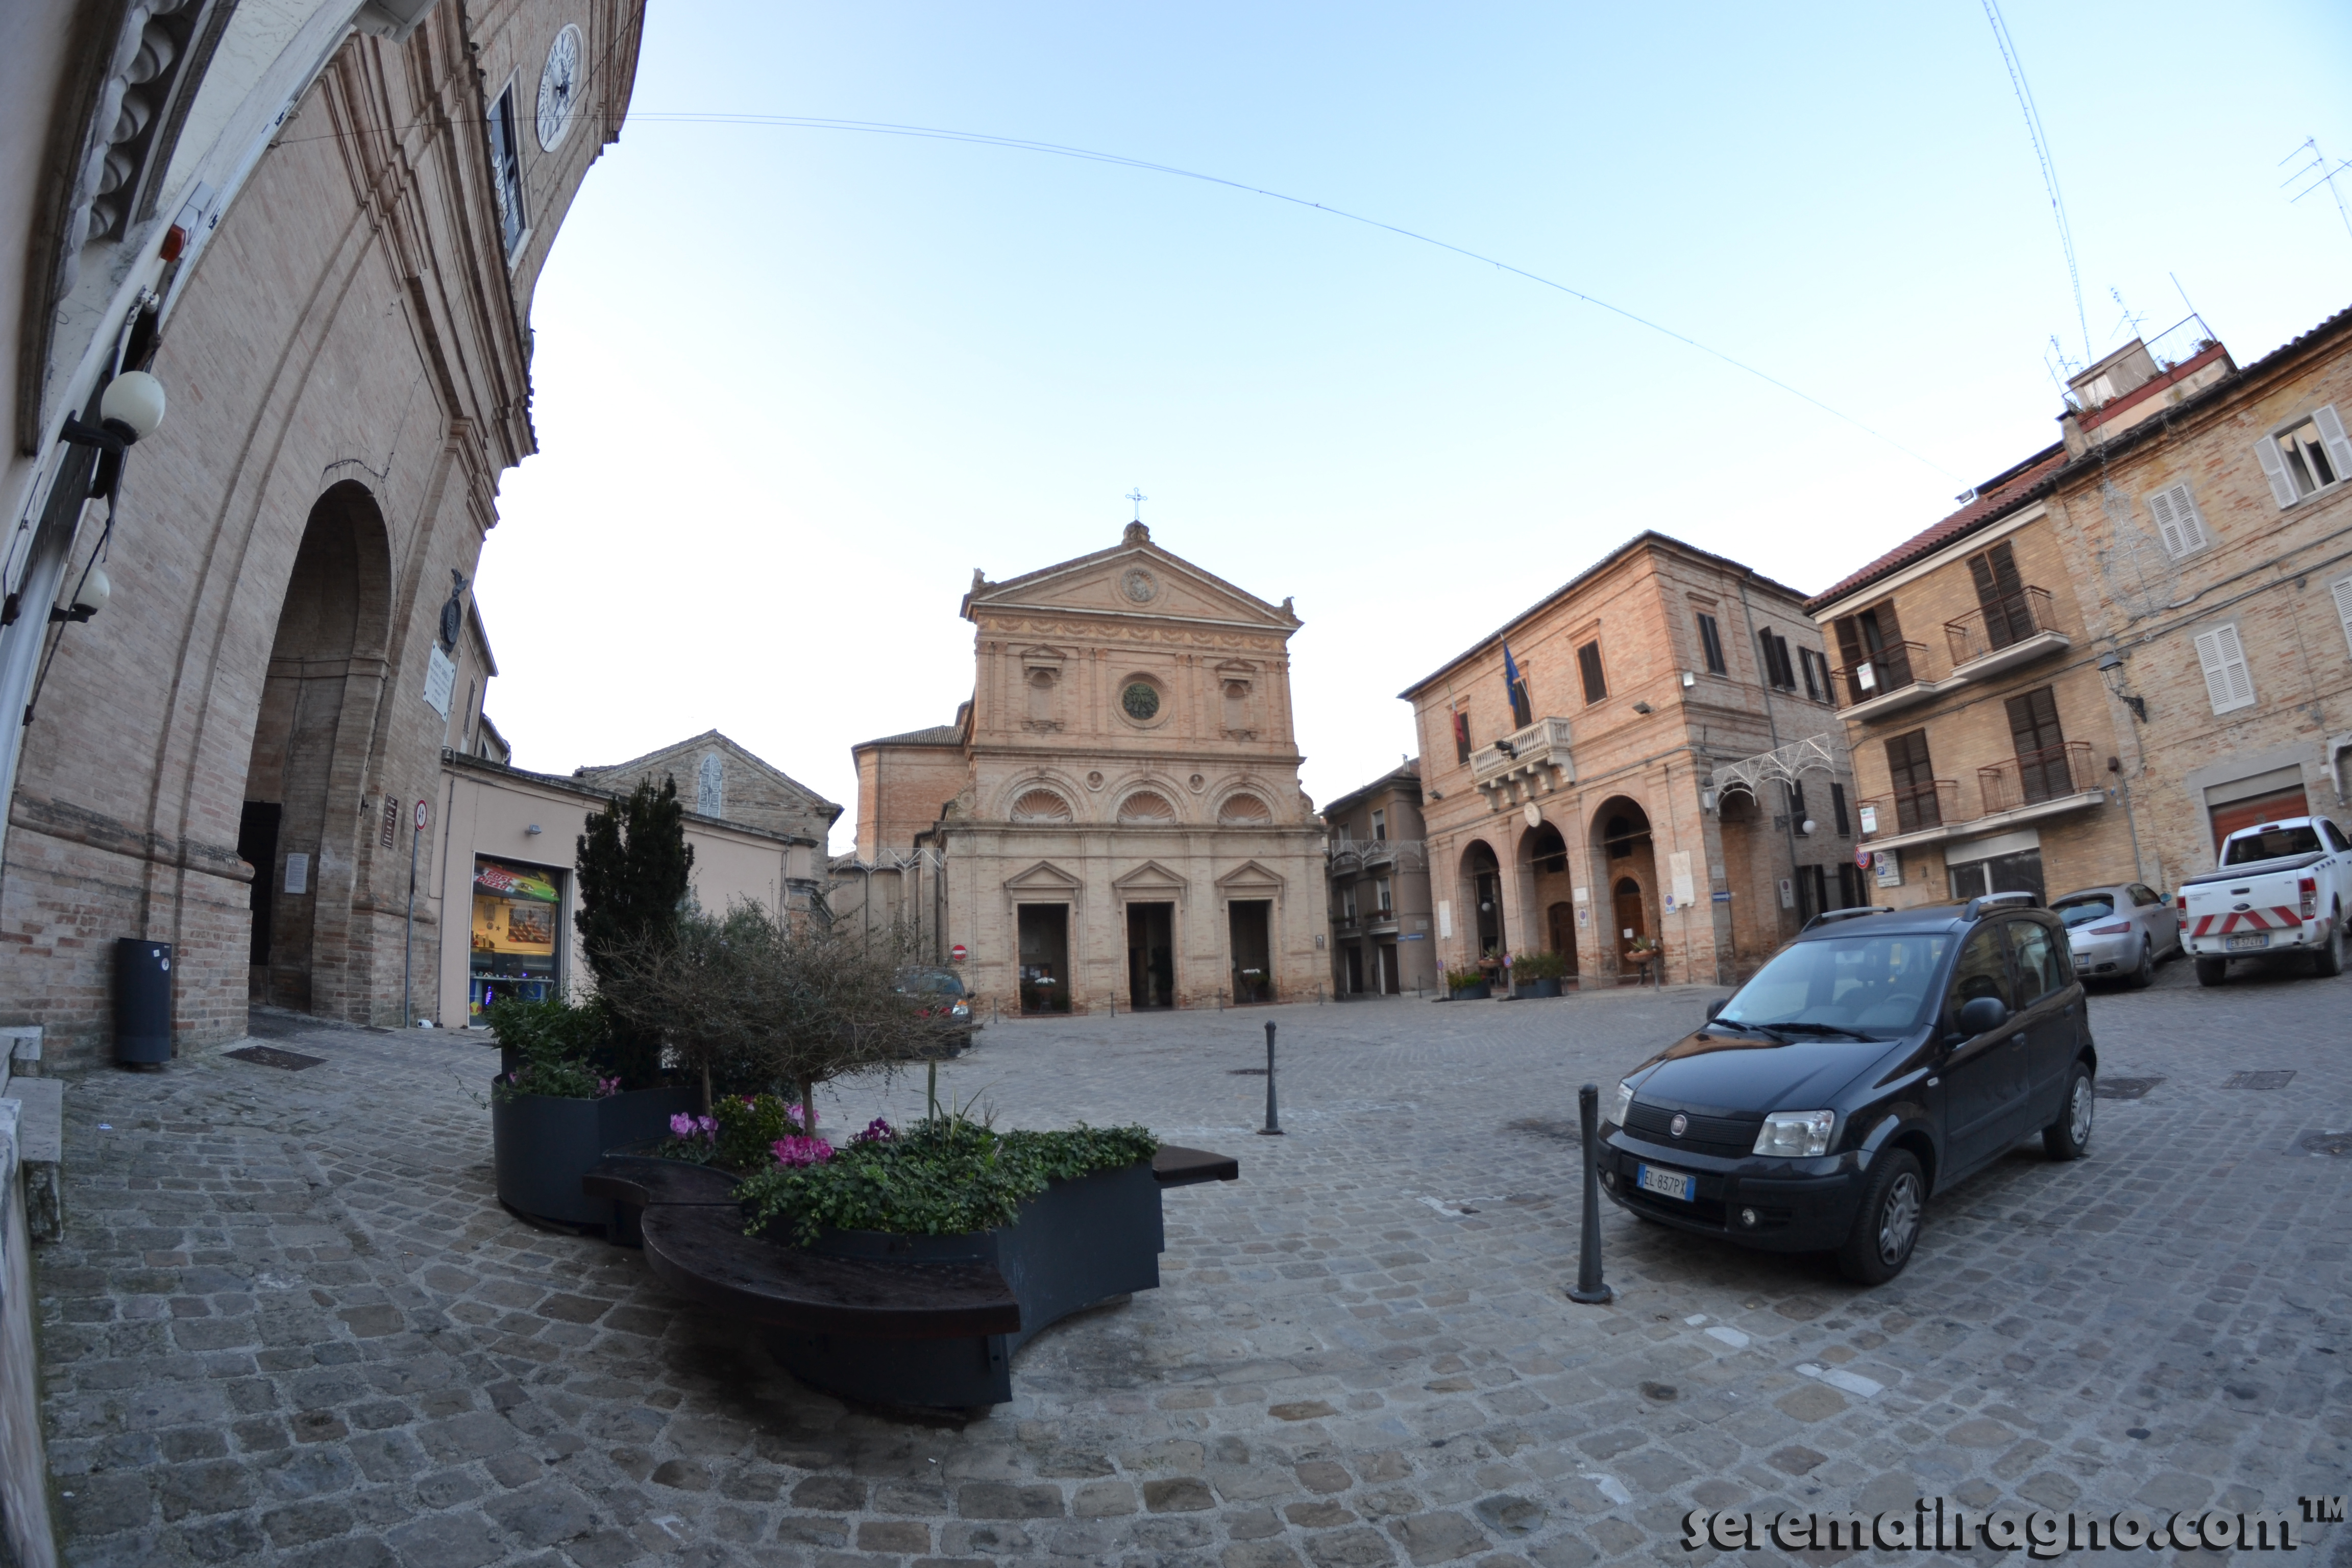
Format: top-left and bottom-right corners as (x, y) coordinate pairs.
(852, 1117), (893, 1144)
(669, 1113), (695, 1137)
(595, 1076), (620, 1099)
(697, 1115), (718, 1138)
(770, 1135), (834, 1169)
(784, 1102), (806, 1127)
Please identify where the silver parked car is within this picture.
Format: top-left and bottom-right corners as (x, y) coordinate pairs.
(2050, 882), (2179, 986)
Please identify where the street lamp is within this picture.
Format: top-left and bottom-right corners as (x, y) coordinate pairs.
(60, 370), (167, 501)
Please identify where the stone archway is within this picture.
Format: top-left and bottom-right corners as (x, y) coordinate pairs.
(1520, 819), (1577, 979)
(239, 482), (393, 1016)
(1590, 796), (1658, 981)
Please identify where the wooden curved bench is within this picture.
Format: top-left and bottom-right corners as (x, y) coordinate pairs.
(583, 1144), (1238, 1406)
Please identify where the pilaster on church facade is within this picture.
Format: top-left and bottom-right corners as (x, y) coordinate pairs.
(847, 522), (1330, 1014)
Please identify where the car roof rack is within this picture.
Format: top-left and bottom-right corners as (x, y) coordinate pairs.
(1800, 906), (1884, 933)
(1964, 890), (2038, 918)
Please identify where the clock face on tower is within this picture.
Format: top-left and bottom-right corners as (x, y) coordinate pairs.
(536, 26), (583, 151)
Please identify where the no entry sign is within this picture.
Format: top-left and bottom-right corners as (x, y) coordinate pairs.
(949, 944), (968, 962)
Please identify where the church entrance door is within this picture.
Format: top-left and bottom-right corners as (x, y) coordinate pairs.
(1017, 903), (1070, 1014)
(1228, 899), (1274, 1003)
(1126, 902), (1175, 1009)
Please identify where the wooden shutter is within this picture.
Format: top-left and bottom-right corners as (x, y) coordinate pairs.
(1577, 641), (1607, 703)
(1452, 708), (1472, 763)
(2005, 685), (2067, 801)
(2317, 406), (2352, 486)
(1697, 613), (1726, 675)
(2193, 624), (2256, 714)
(2256, 436), (2299, 508)
(1884, 729), (1932, 791)
(2146, 483), (2208, 556)
(2331, 574), (2352, 664)
(1831, 781), (1850, 836)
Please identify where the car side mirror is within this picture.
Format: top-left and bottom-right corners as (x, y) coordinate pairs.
(1955, 995), (2008, 1037)
(1705, 998), (1725, 1021)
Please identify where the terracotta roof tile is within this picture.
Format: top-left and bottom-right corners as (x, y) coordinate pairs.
(1805, 444), (2067, 612)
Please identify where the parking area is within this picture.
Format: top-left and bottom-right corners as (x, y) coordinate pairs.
(33, 958), (2352, 1566)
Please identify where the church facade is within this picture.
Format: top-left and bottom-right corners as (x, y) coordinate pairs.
(851, 523), (1328, 1013)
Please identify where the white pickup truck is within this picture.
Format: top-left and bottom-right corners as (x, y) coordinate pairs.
(2178, 814), (2352, 985)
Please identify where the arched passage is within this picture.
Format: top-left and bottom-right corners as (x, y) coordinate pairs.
(239, 482), (393, 1013)
(1590, 796), (1658, 979)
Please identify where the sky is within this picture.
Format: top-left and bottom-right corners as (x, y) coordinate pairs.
(478, 1), (2352, 853)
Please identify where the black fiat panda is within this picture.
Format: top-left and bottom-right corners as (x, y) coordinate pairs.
(1597, 894), (2096, 1283)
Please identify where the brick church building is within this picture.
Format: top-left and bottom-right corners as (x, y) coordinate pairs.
(847, 522), (1330, 1014)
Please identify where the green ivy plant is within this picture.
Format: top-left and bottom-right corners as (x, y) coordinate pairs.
(735, 1115), (1158, 1245)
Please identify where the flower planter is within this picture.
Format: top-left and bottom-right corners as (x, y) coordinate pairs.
(761, 1158), (1164, 1408)
(1514, 978), (1561, 998)
(492, 1080), (700, 1228)
(1449, 981), (1491, 1001)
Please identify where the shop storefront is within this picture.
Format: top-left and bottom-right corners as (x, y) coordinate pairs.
(469, 857), (563, 1021)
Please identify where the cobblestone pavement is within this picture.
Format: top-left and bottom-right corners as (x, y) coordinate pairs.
(32, 956), (2352, 1567)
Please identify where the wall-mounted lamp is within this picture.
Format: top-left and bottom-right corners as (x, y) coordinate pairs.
(1631, 700), (1654, 715)
(1798, 818), (1818, 837)
(51, 565), (108, 624)
(1680, 671), (1696, 689)
(2095, 651), (2124, 671)
(60, 370), (167, 501)
(1700, 787), (1719, 812)
(525, 824), (544, 836)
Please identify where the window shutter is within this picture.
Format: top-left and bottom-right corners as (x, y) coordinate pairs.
(2147, 483), (2208, 555)
(2332, 574), (2352, 664)
(2193, 625), (2255, 714)
(2316, 405), (2352, 486)
(2256, 436), (2299, 508)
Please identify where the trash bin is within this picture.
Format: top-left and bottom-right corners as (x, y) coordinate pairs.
(113, 937), (172, 1064)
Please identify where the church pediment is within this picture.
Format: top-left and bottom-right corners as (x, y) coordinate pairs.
(1111, 859), (1190, 897)
(964, 525), (1298, 632)
(1003, 859), (1084, 893)
(1215, 859), (1287, 892)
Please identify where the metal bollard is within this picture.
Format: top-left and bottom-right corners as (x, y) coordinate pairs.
(1258, 1020), (1283, 1135)
(1566, 1082), (1613, 1304)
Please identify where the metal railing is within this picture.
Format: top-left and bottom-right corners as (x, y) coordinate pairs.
(1833, 641), (1927, 708)
(1944, 586), (2056, 667)
(1977, 741), (2096, 815)
(1327, 842), (1363, 874)
(1859, 778), (1958, 838)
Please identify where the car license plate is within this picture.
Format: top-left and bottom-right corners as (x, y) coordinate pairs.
(2226, 932), (2268, 952)
(1636, 1163), (1695, 1202)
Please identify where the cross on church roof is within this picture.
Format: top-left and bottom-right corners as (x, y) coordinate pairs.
(1125, 488), (1147, 521)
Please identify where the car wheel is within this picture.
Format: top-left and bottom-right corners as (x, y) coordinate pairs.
(2043, 1062), (2093, 1160)
(2312, 906), (2346, 978)
(2194, 957), (2227, 987)
(2127, 939), (2155, 989)
(1837, 1148), (1924, 1285)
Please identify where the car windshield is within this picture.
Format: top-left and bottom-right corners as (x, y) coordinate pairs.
(899, 970), (965, 997)
(2052, 895), (2116, 928)
(2222, 825), (2322, 864)
(1716, 932), (1953, 1036)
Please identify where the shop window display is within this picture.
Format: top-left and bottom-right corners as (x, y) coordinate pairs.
(471, 857), (562, 1021)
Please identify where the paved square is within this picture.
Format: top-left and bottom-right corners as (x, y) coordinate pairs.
(34, 960), (2352, 1565)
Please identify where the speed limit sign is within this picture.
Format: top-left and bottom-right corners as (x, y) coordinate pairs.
(414, 799), (429, 831)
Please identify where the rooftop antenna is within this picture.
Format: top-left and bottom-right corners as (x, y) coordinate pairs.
(2107, 285), (2146, 345)
(1982, 1), (2089, 361)
(2281, 138), (2352, 245)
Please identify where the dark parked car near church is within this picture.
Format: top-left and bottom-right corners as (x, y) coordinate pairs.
(1597, 894), (2096, 1283)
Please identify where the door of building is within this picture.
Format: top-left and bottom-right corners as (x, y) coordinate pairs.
(1378, 943), (1400, 995)
(1017, 903), (1071, 1013)
(1613, 878), (1647, 968)
(1548, 901), (1578, 979)
(1342, 943), (1363, 995)
(237, 802), (281, 974)
(1125, 901), (1174, 1009)
(1228, 899), (1273, 1002)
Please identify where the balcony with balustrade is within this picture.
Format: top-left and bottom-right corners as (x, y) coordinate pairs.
(1857, 742), (2104, 852)
(1469, 717), (1575, 807)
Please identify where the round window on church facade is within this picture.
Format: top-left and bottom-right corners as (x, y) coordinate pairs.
(1121, 681), (1161, 721)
